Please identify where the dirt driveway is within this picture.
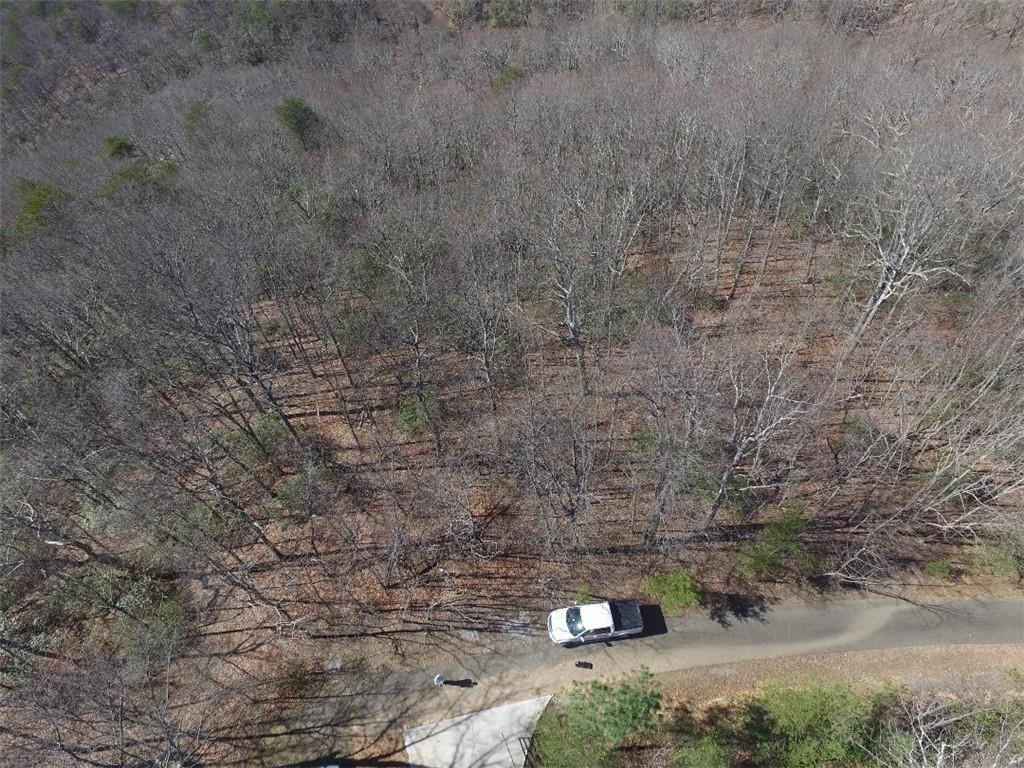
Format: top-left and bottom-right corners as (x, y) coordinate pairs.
(348, 596), (1024, 731)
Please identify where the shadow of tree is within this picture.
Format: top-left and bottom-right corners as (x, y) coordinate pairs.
(704, 591), (772, 628)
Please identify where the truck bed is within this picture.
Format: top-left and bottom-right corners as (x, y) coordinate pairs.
(609, 600), (643, 633)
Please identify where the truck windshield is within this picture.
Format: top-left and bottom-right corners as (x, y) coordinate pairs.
(566, 607), (585, 637)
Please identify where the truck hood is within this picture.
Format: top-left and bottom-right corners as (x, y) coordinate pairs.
(546, 609), (575, 643)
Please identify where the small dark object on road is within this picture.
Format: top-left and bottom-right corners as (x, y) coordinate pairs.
(444, 678), (478, 688)
(574, 661), (593, 669)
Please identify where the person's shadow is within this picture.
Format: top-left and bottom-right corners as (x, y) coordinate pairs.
(443, 678), (478, 688)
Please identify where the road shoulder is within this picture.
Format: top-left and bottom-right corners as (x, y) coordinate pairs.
(656, 642), (1024, 706)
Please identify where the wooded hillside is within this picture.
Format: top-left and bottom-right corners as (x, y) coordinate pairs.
(1, 1), (1022, 765)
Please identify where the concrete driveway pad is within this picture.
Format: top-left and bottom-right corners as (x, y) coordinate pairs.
(403, 695), (552, 768)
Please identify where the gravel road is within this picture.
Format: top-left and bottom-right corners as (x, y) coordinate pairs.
(376, 596), (1023, 729)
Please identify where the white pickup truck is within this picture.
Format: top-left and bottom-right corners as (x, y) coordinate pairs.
(546, 600), (644, 645)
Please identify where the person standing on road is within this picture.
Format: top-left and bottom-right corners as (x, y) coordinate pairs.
(433, 674), (445, 688)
